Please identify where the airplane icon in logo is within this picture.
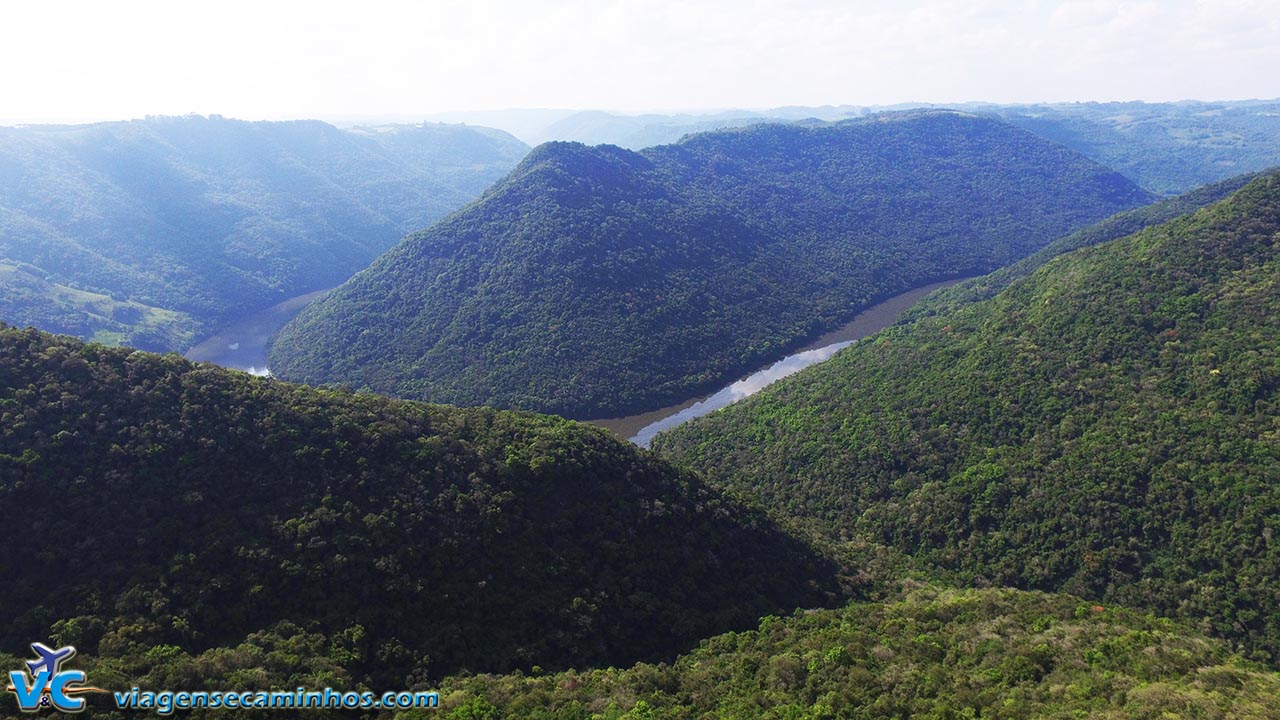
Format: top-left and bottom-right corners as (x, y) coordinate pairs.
(25, 643), (76, 680)
(7, 641), (106, 712)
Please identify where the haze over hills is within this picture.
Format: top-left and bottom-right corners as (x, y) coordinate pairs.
(269, 110), (1150, 420)
(439, 99), (1280, 196)
(0, 323), (844, 689)
(0, 116), (528, 351)
(656, 171), (1280, 661)
(987, 100), (1280, 196)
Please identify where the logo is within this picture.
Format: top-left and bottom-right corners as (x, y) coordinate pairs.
(7, 643), (106, 713)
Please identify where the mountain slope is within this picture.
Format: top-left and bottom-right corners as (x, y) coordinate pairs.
(270, 111), (1150, 419)
(0, 325), (844, 686)
(904, 170), (1269, 321)
(655, 172), (1280, 661)
(0, 116), (528, 350)
(435, 586), (1280, 720)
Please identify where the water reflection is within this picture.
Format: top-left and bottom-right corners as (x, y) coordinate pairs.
(631, 339), (855, 447)
(622, 277), (969, 447)
(185, 288), (332, 374)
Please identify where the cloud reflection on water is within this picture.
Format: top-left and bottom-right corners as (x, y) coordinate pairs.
(632, 339), (855, 448)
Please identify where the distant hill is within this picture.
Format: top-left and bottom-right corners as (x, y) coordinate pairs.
(430, 99), (1280, 196)
(270, 111), (1150, 419)
(532, 109), (771, 148)
(986, 100), (1280, 196)
(420, 107), (864, 148)
(656, 171), (1280, 661)
(0, 324), (843, 686)
(0, 116), (528, 350)
(436, 586), (1280, 720)
(439, 101), (1280, 196)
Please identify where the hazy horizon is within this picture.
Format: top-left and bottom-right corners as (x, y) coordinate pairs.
(4, 96), (1280, 132)
(2, 0), (1277, 126)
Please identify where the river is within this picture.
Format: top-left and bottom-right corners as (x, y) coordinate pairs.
(186, 278), (963, 445)
(184, 288), (333, 374)
(592, 278), (966, 447)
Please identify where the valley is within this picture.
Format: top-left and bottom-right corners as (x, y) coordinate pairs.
(269, 111), (1150, 419)
(183, 287), (333, 374)
(656, 171), (1280, 665)
(594, 277), (968, 445)
(4, 18), (1280, 712)
(0, 117), (529, 351)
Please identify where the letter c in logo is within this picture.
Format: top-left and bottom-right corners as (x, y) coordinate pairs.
(50, 671), (87, 712)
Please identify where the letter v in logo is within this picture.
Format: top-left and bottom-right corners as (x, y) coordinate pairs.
(8, 669), (50, 711)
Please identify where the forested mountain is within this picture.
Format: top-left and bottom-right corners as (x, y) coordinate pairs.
(443, 100), (1280, 197)
(270, 111), (1150, 419)
(431, 586), (1280, 720)
(656, 172), (1280, 661)
(0, 324), (844, 688)
(0, 116), (528, 351)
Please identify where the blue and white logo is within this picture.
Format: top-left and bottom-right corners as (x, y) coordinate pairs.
(7, 642), (102, 713)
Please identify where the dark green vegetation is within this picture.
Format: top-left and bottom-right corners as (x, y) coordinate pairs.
(0, 116), (528, 350)
(425, 586), (1280, 720)
(657, 172), (1280, 662)
(988, 100), (1280, 196)
(270, 111), (1149, 419)
(10, 587), (1278, 718)
(906, 170), (1269, 320)
(0, 324), (845, 690)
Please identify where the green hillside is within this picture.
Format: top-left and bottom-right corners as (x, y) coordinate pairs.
(270, 111), (1150, 419)
(10, 587), (1278, 718)
(0, 324), (844, 688)
(0, 116), (528, 351)
(428, 586), (1280, 720)
(904, 170), (1269, 321)
(655, 172), (1280, 661)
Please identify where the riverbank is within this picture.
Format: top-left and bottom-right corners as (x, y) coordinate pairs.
(591, 277), (967, 444)
(184, 288), (333, 373)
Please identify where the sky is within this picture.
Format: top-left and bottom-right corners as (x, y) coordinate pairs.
(1, 0), (1278, 124)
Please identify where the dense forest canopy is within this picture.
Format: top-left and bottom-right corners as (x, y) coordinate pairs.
(903, 170), (1270, 321)
(0, 324), (845, 689)
(270, 110), (1150, 419)
(0, 116), (528, 350)
(656, 171), (1280, 663)
(427, 586), (1280, 720)
(8, 584), (1279, 718)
